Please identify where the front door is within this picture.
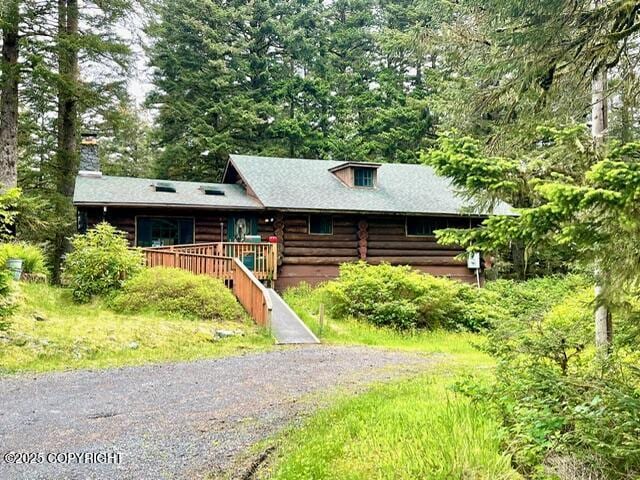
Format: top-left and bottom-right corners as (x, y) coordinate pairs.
(227, 216), (258, 269)
(227, 216), (257, 242)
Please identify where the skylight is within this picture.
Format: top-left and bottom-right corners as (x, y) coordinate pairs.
(203, 187), (225, 196)
(154, 182), (176, 193)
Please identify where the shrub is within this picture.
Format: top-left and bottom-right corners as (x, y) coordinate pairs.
(64, 223), (144, 302)
(0, 269), (16, 329)
(322, 262), (500, 331)
(0, 242), (48, 275)
(110, 267), (245, 321)
(456, 276), (640, 479)
(484, 274), (590, 323)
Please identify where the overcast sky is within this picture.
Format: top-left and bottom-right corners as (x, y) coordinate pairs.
(118, 13), (153, 107)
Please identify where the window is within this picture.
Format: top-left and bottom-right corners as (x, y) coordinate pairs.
(309, 215), (333, 235)
(136, 217), (194, 247)
(353, 167), (374, 187)
(154, 181), (176, 193)
(406, 217), (448, 236)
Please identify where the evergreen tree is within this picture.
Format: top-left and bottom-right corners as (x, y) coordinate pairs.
(147, 0), (445, 180)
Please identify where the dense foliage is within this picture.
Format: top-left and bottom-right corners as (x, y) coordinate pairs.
(146, 0), (443, 180)
(0, 242), (47, 275)
(63, 223), (144, 302)
(457, 276), (640, 479)
(110, 267), (244, 322)
(323, 262), (500, 331)
(428, 131), (640, 307)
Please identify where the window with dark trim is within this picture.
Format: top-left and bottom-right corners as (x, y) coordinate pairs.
(353, 167), (374, 187)
(309, 215), (333, 235)
(136, 217), (194, 247)
(406, 217), (449, 236)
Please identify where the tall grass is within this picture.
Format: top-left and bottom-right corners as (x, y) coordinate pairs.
(266, 375), (518, 480)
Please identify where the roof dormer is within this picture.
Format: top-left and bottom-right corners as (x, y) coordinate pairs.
(329, 162), (381, 188)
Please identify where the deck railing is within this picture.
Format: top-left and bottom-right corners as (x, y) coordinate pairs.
(140, 243), (275, 327)
(232, 258), (272, 328)
(141, 242), (277, 281)
(142, 248), (235, 286)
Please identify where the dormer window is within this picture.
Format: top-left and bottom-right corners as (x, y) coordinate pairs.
(329, 162), (380, 188)
(354, 167), (374, 187)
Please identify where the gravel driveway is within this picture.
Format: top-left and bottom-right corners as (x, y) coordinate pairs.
(0, 346), (431, 480)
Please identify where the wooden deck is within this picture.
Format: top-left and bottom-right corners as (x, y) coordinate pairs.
(141, 242), (277, 281)
(141, 242), (277, 327)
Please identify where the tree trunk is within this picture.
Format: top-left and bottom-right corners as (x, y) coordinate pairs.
(591, 60), (611, 352)
(0, 0), (20, 190)
(51, 0), (79, 283)
(56, 0), (79, 197)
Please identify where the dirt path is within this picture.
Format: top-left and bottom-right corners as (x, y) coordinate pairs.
(0, 346), (431, 480)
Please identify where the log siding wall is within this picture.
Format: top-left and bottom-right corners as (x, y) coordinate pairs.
(80, 207), (477, 288)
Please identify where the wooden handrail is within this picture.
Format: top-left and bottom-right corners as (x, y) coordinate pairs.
(141, 242), (277, 281)
(232, 258), (273, 328)
(140, 245), (275, 328)
(141, 248), (235, 285)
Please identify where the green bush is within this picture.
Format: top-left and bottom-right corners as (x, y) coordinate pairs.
(0, 269), (16, 329)
(110, 267), (245, 321)
(457, 276), (640, 479)
(64, 223), (144, 302)
(484, 274), (590, 323)
(0, 242), (48, 275)
(322, 262), (501, 331)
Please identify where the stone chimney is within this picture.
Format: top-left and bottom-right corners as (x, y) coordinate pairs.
(79, 132), (101, 177)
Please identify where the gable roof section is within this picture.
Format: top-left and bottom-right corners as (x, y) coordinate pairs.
(73, 175), (262, 210)
(227, 155), (513, 216)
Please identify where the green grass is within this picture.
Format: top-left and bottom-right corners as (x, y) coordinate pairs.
(263, 374), (518, 480)
(247, 286), (514, 480)
(283, 285), (490, 367)
(0, 283), (273, 374)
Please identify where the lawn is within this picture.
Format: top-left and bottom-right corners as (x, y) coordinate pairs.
(283, 285), (490, 367)
(246, 286), (516, 480)
(0, 283), (272, 374)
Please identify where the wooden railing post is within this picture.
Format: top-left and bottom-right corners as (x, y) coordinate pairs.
(272, 243), (278, 280)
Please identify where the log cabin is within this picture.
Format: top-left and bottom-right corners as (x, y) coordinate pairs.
(73, 139), (512, 290)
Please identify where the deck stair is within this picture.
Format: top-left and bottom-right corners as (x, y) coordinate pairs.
(141, 243), (318, 344)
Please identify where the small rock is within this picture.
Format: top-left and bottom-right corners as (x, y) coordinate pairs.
(214, 329), (236, 338)
(128, 341), (139, 350)
(33, 313), (47, 322)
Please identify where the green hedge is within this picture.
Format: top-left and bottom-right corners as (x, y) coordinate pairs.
(110, 267), (245, 322)
(323, 262), (503, 331)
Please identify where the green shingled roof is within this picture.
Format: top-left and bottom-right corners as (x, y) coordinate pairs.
(226, 155), (514, 216)
(73, 156), (514, 217)
(73, 175), (262, 210)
